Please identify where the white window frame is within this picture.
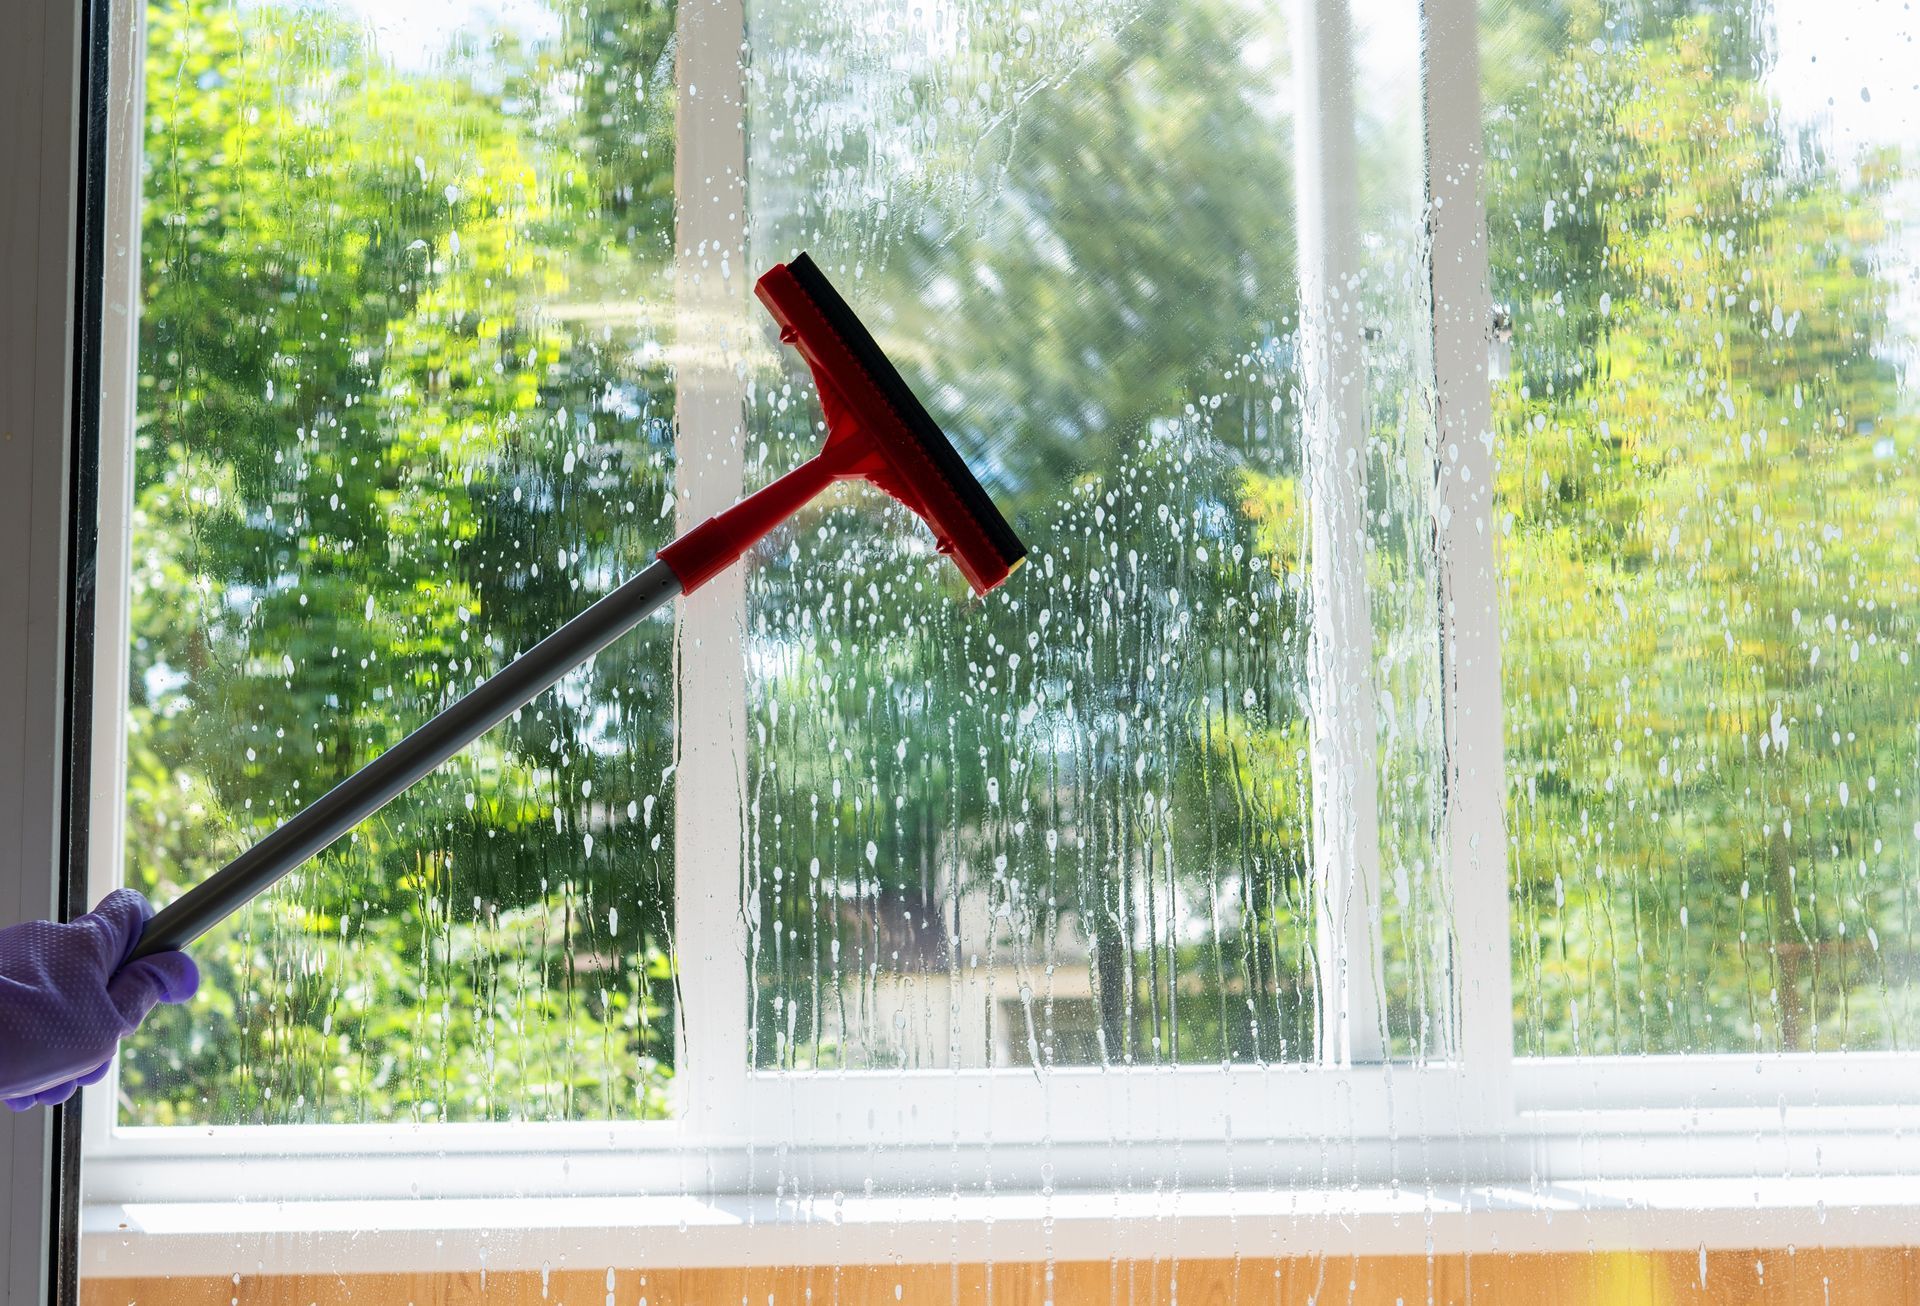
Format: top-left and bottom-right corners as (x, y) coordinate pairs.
(65, 0), (1920, 1279)
(4, 0), (107, 1298)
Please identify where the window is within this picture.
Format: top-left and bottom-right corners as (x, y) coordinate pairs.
(740, 0), (1449, 1074)
(107, 0), (680, 1126)
(1487, 0), (1920, 1061)
(70, 0), (1920, 1284)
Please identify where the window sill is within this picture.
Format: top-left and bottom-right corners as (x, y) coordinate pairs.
(81, 1054), (1920, 1276)
(81, 1174), (1920, 1278)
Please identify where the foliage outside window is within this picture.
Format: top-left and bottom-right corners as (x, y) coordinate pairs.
(113, 0), (1920, 1132)
(1488, 0), (1920, 1056)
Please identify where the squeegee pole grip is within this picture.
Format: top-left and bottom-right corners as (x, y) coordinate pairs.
(657, 452), (839, 594)
(128, 560), (684, 961)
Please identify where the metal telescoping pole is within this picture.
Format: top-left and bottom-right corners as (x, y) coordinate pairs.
(128, 560), (684, 960)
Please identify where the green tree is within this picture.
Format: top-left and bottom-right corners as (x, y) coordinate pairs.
(1488, 8), (1920, 1053)
(122, 0), (680, 1122)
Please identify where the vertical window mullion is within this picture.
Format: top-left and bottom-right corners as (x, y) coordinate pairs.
(671, 0), (753, 1138)
(1420, 0), (1514, 1107)
(1291, 0), (1387, 1067)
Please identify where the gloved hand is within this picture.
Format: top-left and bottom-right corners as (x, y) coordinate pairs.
(0, 888), (198, 1110)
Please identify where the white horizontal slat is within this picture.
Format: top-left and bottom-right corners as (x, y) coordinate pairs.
(82, 1173), (1920, 1277)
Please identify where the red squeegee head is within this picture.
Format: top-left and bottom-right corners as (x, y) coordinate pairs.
(755, 255), (1028, 594)
(657, 254), (1027, 597)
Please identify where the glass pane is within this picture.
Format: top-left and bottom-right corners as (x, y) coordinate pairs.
(743, 0), (1449, 1069)
(1489, 0), (1920, 1054)
(115, 0), (678, 1123)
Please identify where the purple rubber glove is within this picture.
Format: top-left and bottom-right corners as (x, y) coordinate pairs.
(0, 888), (198, 1110)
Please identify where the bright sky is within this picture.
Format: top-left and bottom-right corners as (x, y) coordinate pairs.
(319, 0), (1916, 148)
(1766, 0), (1920, 156)
(1763, 0), (1920, 364)
(325, 0), (558, 71)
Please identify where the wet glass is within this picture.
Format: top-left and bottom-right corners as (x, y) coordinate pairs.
(1489, 0), (1920, 1055)
(741, 0), (1450, 1070)
(114, 0), (680, 1123)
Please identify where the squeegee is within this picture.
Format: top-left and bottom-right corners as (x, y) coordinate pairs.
(129, 253), (1026, 962)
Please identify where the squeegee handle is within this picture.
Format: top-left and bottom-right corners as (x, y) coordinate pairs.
(658, 452), (837, 594)
(128, 560), (684, 962)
